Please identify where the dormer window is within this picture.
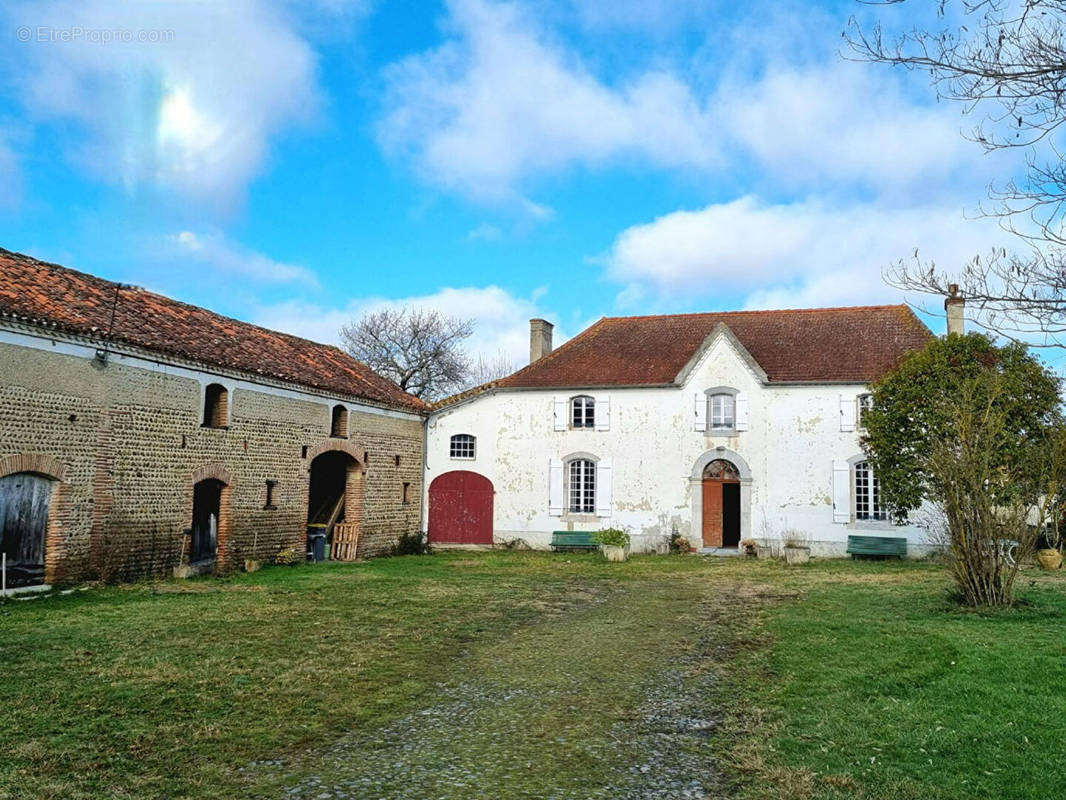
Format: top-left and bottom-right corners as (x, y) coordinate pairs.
(709, 393), (735, 430)
(450, 434), (476, 459)
(202, 383), (228, 428)
(571, 396), (595, 429)
(331, 404), (348, 438)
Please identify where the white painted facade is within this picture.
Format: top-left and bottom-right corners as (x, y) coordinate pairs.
(425, 327), (932, 556)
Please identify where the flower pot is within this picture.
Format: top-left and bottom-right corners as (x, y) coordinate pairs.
(602, 545), (628, 563)
(1037, 549), (1063, 571)
(783, 545), (811, 566)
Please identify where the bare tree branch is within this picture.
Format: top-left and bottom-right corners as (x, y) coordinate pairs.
(340, 308), (473, 401)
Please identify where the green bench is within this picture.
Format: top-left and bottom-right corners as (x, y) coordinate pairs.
(847, 534), (907, 558)
(551, 531), (599, 551)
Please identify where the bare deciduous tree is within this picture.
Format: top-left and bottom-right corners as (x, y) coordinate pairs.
(466, 350), (522, 388)
(849, 1), (1066, 345)
(340, 308), (473, 401)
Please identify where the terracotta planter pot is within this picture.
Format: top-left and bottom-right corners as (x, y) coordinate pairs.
(1037, 549), (1063, 571)
(783, 545), (811, 566)
(602, 545), (628, 563)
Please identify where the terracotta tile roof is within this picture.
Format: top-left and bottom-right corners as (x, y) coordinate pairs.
(0, 248), (425, 412)
(496, 306), (932, 389)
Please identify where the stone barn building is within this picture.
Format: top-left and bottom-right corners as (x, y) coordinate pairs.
(0, 249), (425, 587)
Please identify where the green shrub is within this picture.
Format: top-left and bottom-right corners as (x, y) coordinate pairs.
(595, 528), (630, 548)
(393, 531), (429, 556)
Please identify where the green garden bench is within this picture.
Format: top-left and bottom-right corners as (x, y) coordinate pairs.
(550, 531), (598, 551)
(847, 534), (907, 558)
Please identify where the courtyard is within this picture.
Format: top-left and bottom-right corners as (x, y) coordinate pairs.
(2, 553), (1065, 800)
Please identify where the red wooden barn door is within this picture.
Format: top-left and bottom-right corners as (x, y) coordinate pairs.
(428, 471), (494, 545)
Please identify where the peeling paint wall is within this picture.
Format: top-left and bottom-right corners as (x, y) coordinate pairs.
(426, 335), (930, 555)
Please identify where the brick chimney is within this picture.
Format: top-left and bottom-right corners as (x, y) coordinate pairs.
(945, 284), (965, 336)
(529, 318), (554, 364)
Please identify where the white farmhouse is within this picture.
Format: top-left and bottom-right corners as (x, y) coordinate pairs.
(424, 305), (943, 556)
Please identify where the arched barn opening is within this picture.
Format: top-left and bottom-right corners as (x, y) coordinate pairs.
(428, 471), (494, 545)
(0, 472), (55, 587)
(307, 451), (364, 560)
(702, 459), (741, 549)
(190, 478), (225, 565)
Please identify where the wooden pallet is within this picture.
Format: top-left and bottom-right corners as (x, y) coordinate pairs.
(332, 523), (361, 561)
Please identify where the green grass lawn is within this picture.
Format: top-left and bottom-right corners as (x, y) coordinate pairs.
(1, 553), (1064, 799)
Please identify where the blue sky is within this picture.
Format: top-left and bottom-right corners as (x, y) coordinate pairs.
(0, 0), (1025, 365)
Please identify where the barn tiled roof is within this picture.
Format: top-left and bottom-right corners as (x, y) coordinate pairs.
(0, 248), (425, 412)
(495, 306), (932, 389)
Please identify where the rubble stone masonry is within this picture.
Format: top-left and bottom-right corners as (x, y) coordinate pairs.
(0, 328), (424, 584)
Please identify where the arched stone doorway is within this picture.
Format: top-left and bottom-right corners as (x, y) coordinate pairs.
(701, 460), (741, 548)
(690, 449), (752, 550)
(0, 472), (55, 587)
(307, 450), (364, 558)
(0, 453), (67, 588)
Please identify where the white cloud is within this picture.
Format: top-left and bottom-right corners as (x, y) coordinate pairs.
(5, 0), (319, 207)
(603, 195), (1010, 309)
(716, 61), (991, 195)
(168, 231), (318, 286)
(254, 285), (558, 367)
(377, 0), (720, 202)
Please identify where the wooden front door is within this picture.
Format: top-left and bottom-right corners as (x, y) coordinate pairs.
(428, 471), (494, 545)
(0, 473), (54, 587)
(701, 459), (741, 549)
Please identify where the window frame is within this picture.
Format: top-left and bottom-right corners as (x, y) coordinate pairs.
(570, 395), (596, 429)
(449, 433), (477, 460)
(709, 393), (736, 431)
(566, 457), (596, 515)
(857, 393), (873, 429)
(853, 460), (888, 522)
(201, 383), (229, 429)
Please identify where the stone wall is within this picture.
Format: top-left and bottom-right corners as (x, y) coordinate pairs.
(0, 329), (424, 584)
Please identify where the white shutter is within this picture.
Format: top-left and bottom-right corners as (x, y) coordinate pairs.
(832, 459), (851, 523)
(595, 396), (610, 431)
(694, 393), (707, 432)
(839, 394), (856, 432)
(553, 396), (568, 431)
(596, 459), (613, 517)
(735, 392), (750, 431)
(549, 458), (564, 515)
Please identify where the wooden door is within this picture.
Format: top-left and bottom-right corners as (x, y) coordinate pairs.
(701, 480), (723, 547)
(0, 473), (53, 587)
(428, 471), (494, 545)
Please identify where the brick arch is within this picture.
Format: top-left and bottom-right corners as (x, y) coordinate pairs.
(0, 453), (69, 586)
(183, 464), (235, 574)
(305, 439), (364, 468)
(190, 463), (235, 487)
(0, 452), (67, 481)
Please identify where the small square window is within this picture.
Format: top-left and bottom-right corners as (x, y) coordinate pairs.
(450, 434), (476, 459)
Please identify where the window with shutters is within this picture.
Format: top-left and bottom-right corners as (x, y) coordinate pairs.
(853, 461), (887, 521)
(570, 395), (595, 429)
(567, 458), (596, 514)
(709, 393), (735, 430)
(857, 393), (873, 428)
(449, 434), (476, 459)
